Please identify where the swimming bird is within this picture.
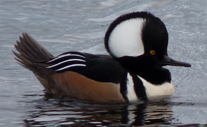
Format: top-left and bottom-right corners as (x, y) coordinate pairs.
(13, 12), (191, 103)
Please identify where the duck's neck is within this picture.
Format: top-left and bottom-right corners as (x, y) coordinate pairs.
(117, 56), (173, 102)
(118, 57), (171, 85)
(133, 67), (171, 85)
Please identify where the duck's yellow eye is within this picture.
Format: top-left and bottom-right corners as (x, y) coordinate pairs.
(150, 50), (156, 55)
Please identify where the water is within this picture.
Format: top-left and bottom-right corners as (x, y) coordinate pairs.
(0, 0), (207, 126)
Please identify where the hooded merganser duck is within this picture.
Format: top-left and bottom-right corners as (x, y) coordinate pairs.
(13, 12), (191, 103)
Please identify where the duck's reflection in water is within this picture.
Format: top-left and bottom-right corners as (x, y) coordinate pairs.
(24, 97), (173, 126)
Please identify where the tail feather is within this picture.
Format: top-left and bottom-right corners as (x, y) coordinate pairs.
(13, 51), (29, 68)
(15, 33), (53, 61)
(13, 32), (56, 80)
(13, 33), (64, 94)
(13, 33), (53, 70)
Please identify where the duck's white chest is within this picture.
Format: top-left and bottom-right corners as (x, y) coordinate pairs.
(126, 73), (175, 102)
(138, 76), (175, 99)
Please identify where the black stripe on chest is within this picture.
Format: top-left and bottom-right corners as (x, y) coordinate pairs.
(120, 72), (128, 102)
(130, 73), (148, 101)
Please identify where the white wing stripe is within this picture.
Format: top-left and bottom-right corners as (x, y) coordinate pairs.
(47, 59), (85, 68)
(48, 53), (85, 63)
(56, 64), (86, 72)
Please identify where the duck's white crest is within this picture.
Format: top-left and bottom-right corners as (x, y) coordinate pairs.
(108, 18), (145, 58)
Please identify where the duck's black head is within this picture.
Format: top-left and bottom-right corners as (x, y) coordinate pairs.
(104, 12), (191, 84)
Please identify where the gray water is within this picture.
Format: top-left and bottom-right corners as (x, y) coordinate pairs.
(0, 0), (207, 126)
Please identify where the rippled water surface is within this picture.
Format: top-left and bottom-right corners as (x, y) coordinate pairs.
(0, 0), (207, 126)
